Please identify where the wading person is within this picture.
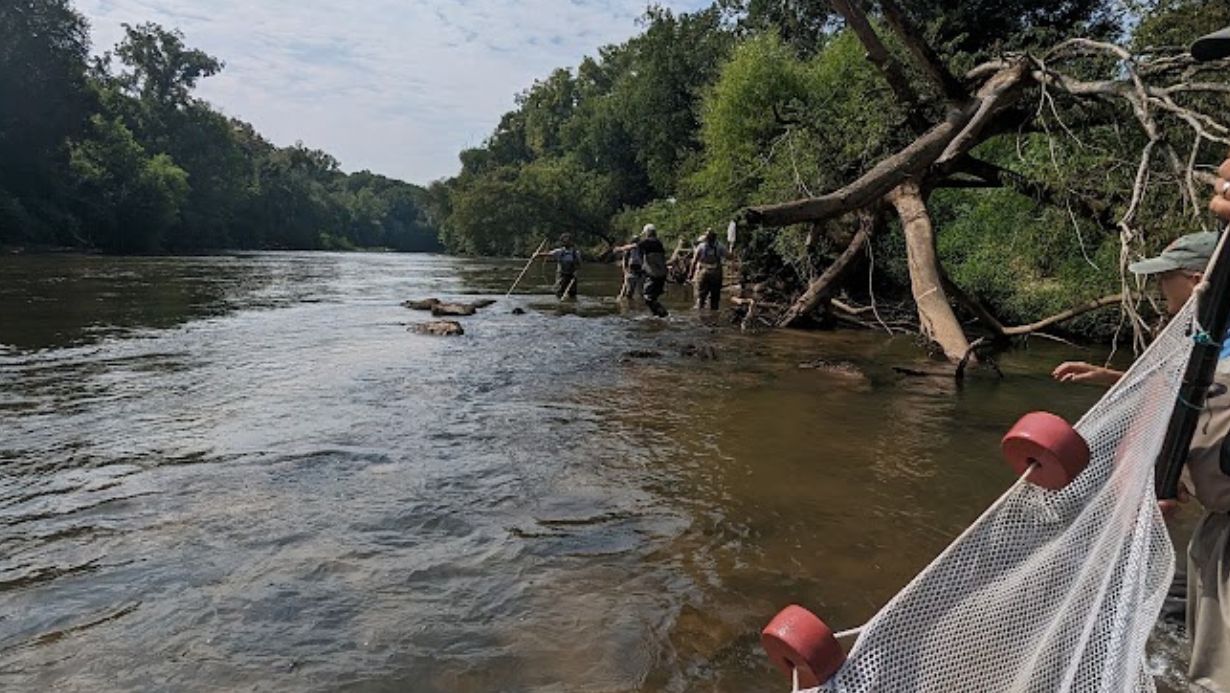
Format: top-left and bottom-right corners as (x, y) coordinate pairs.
(1055, 141), (1230, 691)
(1053, 231), (1221, 633)
(638, 224), (670, 318)
(614, 235), (644, 303)
(536, 234), (582, 299)
(1187, 146), (1230, 692)
(689, 229), (727, 311)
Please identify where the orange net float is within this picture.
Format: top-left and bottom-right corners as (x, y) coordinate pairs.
(1001, 411), (1090, 490)
(761, 605), (846, 688)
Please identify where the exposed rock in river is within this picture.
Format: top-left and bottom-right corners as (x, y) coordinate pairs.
(799, 359), (865, 379)
(431, 302), (478, 317)
(411, 320), (464, 337)
(511, 308), (526, 315)
(622, 349), (663, 360)
(404, 297), (495, 315)
(679, 343), (719, 360)
(402, 298), (441, 310)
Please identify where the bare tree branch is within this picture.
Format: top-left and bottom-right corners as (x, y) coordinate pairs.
(1000, 294), (1123, 336)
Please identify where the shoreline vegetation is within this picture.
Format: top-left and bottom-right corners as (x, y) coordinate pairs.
(1, 1), (442, 257)
(6, 0), (1230, 354)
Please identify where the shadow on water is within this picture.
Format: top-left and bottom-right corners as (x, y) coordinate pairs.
(0, 252), (1195, 691)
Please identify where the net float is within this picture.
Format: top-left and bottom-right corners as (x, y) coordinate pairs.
(761, 605), (846, 688)
(1001, 411), (1090, 490)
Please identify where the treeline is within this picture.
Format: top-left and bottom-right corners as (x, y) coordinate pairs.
(0, 0), (440, 253)
(431, 0), (1230, 334)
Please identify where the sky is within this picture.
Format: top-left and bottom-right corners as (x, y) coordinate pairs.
(75, 0), (710, 186)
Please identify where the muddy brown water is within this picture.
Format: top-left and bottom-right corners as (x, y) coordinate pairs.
(0, 253), (1196, 691)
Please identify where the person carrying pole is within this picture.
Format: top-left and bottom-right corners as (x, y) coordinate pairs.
(614, 234), (645, 302)
(535, 234), (582, 300)
(506, 238), (548, 297)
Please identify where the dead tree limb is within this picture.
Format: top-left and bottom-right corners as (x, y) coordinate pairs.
(1000, 294), (1123, 336)
(778, 209), (880, 327)
(887, 181), (972, 362)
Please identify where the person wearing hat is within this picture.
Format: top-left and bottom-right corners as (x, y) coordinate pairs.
(689, 228), (728, 311)
(1053, 232), (1223, 385)
(637, 224), (670, 317)
(535, 234), (583, 299)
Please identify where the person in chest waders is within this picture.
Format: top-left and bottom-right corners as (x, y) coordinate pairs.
(536, 234), (582, 299)
(1053, 151), (1230, 690)
(615, 235), (644, 302)
(690, 229), (727, 311)
(638, 224), (670, 317)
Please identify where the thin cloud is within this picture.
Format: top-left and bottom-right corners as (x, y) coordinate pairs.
(74, 0), (710, 184)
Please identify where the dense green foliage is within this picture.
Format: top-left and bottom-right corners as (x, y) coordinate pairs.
(0, 1), (439, 253)
(433, 0), (1229, 337)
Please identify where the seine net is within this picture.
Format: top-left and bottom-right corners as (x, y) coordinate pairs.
(815, 299), (1199, 693)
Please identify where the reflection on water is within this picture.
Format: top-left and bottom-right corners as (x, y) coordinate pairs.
(0, 252), (1186, 691)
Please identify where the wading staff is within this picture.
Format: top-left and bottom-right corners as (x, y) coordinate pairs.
(1155, 27), (1230, 498)
(506, 238), (548, 297)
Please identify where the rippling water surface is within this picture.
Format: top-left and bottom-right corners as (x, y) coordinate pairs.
(1, 252), (1184, 691)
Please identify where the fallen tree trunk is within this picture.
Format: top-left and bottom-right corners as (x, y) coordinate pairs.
(745, 60), (1030, 228)
(778, 210), (880, 327)
(888, 182), (973, 362)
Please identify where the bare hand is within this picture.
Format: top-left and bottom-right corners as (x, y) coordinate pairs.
(1213, 157), (1230, 222)
(1051, 361), (1123, 386)
(1159, 486), (1191, 520)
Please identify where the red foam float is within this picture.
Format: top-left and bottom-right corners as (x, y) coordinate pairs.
(1001, 411), (1090, 490)
(761, 605), (846, 688)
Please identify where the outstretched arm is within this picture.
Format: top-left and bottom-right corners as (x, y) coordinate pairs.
(1052, 361), (1124, 386)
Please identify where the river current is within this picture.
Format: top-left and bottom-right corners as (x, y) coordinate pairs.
(0, 252), (1189, 691)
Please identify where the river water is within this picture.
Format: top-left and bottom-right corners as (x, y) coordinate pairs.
(0, 252), (1191, 691)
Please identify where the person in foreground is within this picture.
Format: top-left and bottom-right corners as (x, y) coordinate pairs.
(1187, 151), (1230, 692)
(536, 234), (582, 299)
(1052, 154), (1230, 690)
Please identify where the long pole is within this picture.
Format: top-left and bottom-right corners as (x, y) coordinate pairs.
(506, 239), (548, 297)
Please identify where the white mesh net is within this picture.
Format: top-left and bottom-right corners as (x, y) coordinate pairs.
(815, 300), (1199, 693)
